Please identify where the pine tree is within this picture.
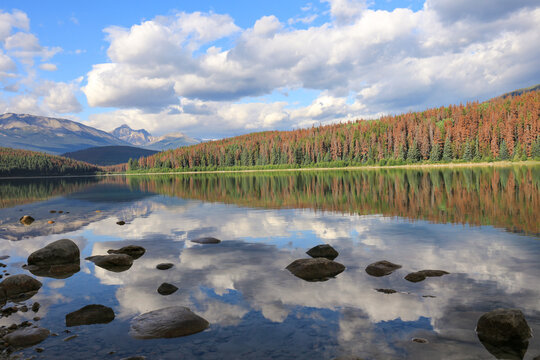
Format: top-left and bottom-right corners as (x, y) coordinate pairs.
(463, 141), (472, 161)
(430, 143), (441, 161)
(407, 141), (421, 162)
(531, 137), (540, 159)
(442, 136), (453, 162)
(499, 140), (510, 160)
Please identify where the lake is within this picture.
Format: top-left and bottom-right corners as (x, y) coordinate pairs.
(0, 166), (539, 359)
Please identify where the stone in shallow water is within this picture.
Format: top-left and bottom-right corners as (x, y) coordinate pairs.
(286, 258), (345, 281)
(65, 304), (115, 327)
(476, 308), (531, 360)
(191, 237), (221, 244)
(156, 263), (174, 270)
(107, 245), (146, 260)
(24, 263), (80, 279)
(116, 221), (126, 225)
(306, 244), (339, 260)
(405, 270), (449, 283)
(4, 327), (50, 347)
(365, 260), (402, 277)
(19, 215), (35, 225)
(86, 254), (133, 272)
(376, 288), (397, 294)
(157, 283), (178, 295)
(129, 306), (209, 339)
(412, 338), (428, 343)
(27, 239), (80, 266)
(0, 274), (42, 299)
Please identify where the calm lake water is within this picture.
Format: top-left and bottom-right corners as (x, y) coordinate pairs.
(0, 166), (539, 359)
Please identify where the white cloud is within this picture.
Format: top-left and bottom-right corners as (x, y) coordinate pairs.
(0, 10), (29, 41)
(322, 0), (367, 25)
(39, 63), (57, 71)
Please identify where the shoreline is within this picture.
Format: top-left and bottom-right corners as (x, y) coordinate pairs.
(1, 160), (538, 180)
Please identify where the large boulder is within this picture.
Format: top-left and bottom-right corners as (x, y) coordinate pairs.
(86, 254), (133, 272)
(107, 245), (146, 260)
(476, 309), (532, 359)
(27, 239), (80, 266)
(405, 269), (449, 283)
(0, 274), (42, 300)
(306, 244), (339, 260)
(129, 306), (209, 339)
(4, 327), (50, 347)
(365, 260), (402, 277)
(191, 237), (221, 244)
(286, 258), (345, 281)
(66, 304), (115, 327)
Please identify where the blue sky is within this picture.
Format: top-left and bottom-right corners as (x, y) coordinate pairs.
(0, 0), (538, 138)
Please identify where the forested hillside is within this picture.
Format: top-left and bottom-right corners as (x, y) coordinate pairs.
(131, 91), (540, 171)
(62, 146), (158, 166)
(0, 147), (101, 177)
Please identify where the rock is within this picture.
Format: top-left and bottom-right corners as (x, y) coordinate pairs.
(24, 263), (80, 279)
(286, 258), (345, 281)
(49, 210), (56, 213)
(63, 335), (78, 342)
(306, 244), (339, 260)
(191, 237), (221, 244)
(27, 239), (80, 266)
(405, 270), (449, 283)
(31, 302), (40, 312)
(65, 304), (115, 327)
(365, 260), (402, 277)
(376, 288), (397, 294)
(19, 216), (35, 225)
(129, 306), (209, 339)
(157, 283), (178, 295)
(116, 221), (126, 226)
(4, 327), (49, 347)
(107, 245), (146, 260)
(0, 274), (42, 300)
(412, 338), (428, 343)
(35, 347), (44, 353)
(476, 309), (531, 359)
(156, 263), (174, 270)
(58, 210), (63, 213)
(47, 220), (54, 224)
(0, 256), (9, 260)
(86, 254), (133, 272)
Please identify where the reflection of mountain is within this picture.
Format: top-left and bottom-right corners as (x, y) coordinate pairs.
(125, 166), (540, 236)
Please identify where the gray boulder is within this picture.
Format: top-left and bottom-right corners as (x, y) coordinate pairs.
(27, 239), (80, 266)
(365, 260), (401, 277)
(107, 245), (146, 260)
(129, 306), (209, 339)
(0, 274), (42, 300)
(306, 244), (339, 260)
(191, 237), (221, 244)
(66, 304), (115, 326)
(476, 309), (531, 359)
(4, 327), (50, 347)
(286, 258), (345, 281)
(86, 254), (133, 272)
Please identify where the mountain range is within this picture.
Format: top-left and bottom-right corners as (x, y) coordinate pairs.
(0, 113), (199, 155)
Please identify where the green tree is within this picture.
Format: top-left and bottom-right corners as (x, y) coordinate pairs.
(407, 141), (421, 162)
(499, 140), (510, 160)
(430, 143), (441, 161)
(442, 136), (453, 162)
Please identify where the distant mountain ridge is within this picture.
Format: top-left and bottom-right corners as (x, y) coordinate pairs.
(62, 146), (158, 166)
(0, 113), (128, 154)
(109, 124), (199, 150)
(111, 125), (154, 146)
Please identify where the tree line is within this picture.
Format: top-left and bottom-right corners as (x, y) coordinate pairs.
(124, 90), (540, 172)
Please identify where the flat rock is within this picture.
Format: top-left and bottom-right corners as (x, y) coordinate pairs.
(86, 254), (133, 272)
(129, 306), (209, 339)
(306, 244), (339, 260)
(376, 288), (397, 294)
(191, 237), (221, 244)
(107, 245), (146, 260)
(477, 308), (531, 359)
(156, 263), (174, 270)
(365, 260), (402, 277)
(412, 338), (428, 343)
(286, 258), (345, 281)
(27, 239), (80, 266)
(19, 216), (35, 225)
(66, 304), (115, 326)
(0, 274), (42, 299)
(4, 327), (50, 347)
(157, 283), (178, 295)
(116, 221), (126, 225)
(405, 270), (449, 283)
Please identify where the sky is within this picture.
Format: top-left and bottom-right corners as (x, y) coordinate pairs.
(0, 0), (539, 139)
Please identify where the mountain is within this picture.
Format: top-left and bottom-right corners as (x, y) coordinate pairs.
(0, 113), (129, 154)
(134, 89), (540, 171)
(111, 125), (154, 146)
(499, 83), (540, 99)
(0, 147), (101, 177)
(145, 132), (200, 151)
(62, 145), (158, 166)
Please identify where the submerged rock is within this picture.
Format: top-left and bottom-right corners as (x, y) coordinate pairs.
(405, 270), (449, 283)
(130, 306), (209, 339)
(306, 244), (339, 260)
(4, 327), (50, 347)
(66, 304), (115, 327)
(286, 258), (345, 281)
(376, 288), (397, 294)
(412, 338), (428, 344)
(107, 245), (146, 260)
(156, 263), (174, 270)
(365, 260), (402, 277)
(0, 274), (42, 300)
(27, 239), (80, 266)
(191, 237), (221, 244)
(157, 283), (178, 296)
(86, 254), (133, 272)
(476, 309), (531, 360)
(19, 216), (35, 225)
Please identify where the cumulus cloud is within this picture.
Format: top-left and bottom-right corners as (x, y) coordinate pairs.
(39, 63), (57, 71)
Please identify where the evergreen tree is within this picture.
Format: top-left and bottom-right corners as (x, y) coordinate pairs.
(463, 141), (472, 161)
(531, 137), (540, 159)
(499, 140), (510, 160)
(407, 141), (421, 162)
(398, 144), (407, 162)
(430, 143), (441, 161)
(442, 136), (453, 162)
